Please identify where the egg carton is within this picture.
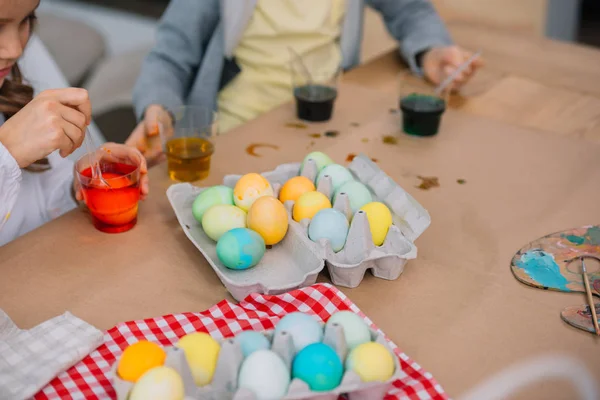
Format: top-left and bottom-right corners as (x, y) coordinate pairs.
(110, 322), (402, 400)
(166, 153), (429, 300)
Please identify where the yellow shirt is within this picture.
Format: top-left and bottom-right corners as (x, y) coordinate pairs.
(217, 0), (346, 133)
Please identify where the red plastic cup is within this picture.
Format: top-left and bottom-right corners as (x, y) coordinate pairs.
(75, 146), (142, 233)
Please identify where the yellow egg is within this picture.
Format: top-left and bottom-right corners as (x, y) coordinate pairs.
(233, 173), (274, 211)
(117, 340), (166, 383)
(279, 176), (316, 204)
(176, 332), (220, 386)
(129, 366), (185, 400)
(345, 342), (395, 383)
(247, 196), (289, 245)
(359, 202), (393, 246)
(293, 191), (332, 222)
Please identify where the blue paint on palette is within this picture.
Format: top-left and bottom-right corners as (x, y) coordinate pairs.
(515, 250), (571, 291)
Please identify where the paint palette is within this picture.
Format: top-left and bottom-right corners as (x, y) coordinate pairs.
(510, 225), (600, 334)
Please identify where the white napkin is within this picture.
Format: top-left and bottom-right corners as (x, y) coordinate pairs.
(0, 309), (103, 400)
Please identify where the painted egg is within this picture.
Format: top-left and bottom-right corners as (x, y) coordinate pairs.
(359, 202), (393, 246)
(192, 185), (234, 223)
(345, 342), (395, 382)
(299, 151), (334, 176)
(247, 196), (289, 245)
(234, 330), (271, 357)
(292, 343), (343, 391)
(308, 208), (349, 252)
(279, 176), (316, 204)
(233, 173), (274, 212)
(216, 228), (265, 270)
(176, 332), (221, 386)
(238, 349), (290, 400)
(117, 340), (166, 382)
(274, 312), (323, 353)
(292, 191), (332, 222)
(316, 164), (355, 192)
(325, 311), (371, 350)
(129, 366), (184, 400)
(333, 181), (373, 215)
(201, 204), (247, 242)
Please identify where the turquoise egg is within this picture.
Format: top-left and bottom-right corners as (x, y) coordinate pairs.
(234, 330), (271, 358)
(300, 151), (334, 176)
(316, 164), (354, 192)
(192, 185), (234, 223)
(274, 312), (323, 353)
(333, 181), (373, 214)
(216, 228), (265, 270)
(292, 343), (343, 391)
(308, 209), (349, 252)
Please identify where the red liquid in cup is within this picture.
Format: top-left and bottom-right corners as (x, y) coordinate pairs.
(80, 162), (140, 233)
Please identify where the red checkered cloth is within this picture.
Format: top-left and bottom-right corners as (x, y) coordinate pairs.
(34, 283), (447, 400)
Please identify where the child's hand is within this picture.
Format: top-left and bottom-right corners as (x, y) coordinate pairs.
(421, 46), (484, 90)
(125, 104), (173, 167)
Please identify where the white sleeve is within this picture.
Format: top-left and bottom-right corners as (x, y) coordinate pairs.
(0, 141), (22, 232)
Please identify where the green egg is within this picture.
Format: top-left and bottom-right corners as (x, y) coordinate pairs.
(316, 164), (354, 192)
(300, 151), (334, 176)
(333, 181), (373, 214)
(192, 185), (234, 223)
(216, 228), (266, 270)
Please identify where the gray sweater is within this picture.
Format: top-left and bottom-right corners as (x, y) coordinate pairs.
(133, 0), (453, 121)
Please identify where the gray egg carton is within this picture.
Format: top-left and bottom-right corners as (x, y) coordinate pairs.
(166, 153), (430, 301)
(110, 322), (402, 400)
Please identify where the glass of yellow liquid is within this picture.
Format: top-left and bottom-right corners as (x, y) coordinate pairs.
(160, 106), (218, 182)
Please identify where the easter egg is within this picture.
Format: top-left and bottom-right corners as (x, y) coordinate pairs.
(176, 332), (220, 386)
(238, 350), (290, 400)
(279, 176), (316, 204)
(292, 191), (332, 222)
(192, 185), (234, 223)
(117, 340), (166, 382)
(333, 181), (373, 215)
(359, 202), (393, 246)
(201, 204), (247, 242)
(233, 173), (274, 212)
(129, 366), (184, 400)
(216, 228), (265, 270)
(274, 312), (323, 353)
(316, 164), (354, 192)
(346, 342), (395, 382)
(300, 151), (334, 176)
(247, 196), (289, 245)
(326, 311), (371, 350)
(292, 343), (343, 391)
(234, 330), (271, 358)
(308, 208), (349, 252)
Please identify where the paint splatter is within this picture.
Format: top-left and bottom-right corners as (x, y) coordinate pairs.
(562, 226), (600, 246)
(246, 143), (280, 157)
(324, 130), (339, 138)
(351, 122), (360, 127)
(382, 135), (398, 145)
(306, 141), (316, 149)
(457, 179), (466, 185)
(515, 250), (571, 291)
(389, 108), (398, 114)
(309, 133), (321, 138)
(361, 138), (369, 143)
(586, 226), (600, 244)
(564, 235), (585, 245)
(285, 122), (308, 129)
(416, 176), (439, 190)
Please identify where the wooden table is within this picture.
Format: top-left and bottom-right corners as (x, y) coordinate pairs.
(2, 24), (600, 399)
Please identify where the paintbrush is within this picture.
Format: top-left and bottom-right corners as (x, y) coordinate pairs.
(581, 258), (600, 336)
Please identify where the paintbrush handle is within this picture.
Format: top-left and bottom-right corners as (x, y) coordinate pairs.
(582, 272), (600, 335)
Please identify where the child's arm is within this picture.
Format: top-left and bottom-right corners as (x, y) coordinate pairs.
(132, 0), (220, 121)
(366, 0), (454, 75)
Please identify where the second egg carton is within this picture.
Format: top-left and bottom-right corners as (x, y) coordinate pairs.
(110, 323), (402, 400)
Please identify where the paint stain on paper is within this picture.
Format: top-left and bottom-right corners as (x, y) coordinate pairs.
(351, 122), (360, 127)
(457, 179), (466, 185)
(416, 176), (439, 190)
(382, 135), (398, 145)
(324, 130), (339, 138)
(285, 122), (308, 129)
(246, 143), (280, 157)
(361, 138), (369, 143)
(515, 250), (571, 291)
(309, 133), (321, 138)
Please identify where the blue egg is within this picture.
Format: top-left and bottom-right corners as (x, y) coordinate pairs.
(333, 180), (373, 214)
(292, 343), (343, 391)
(308, 209), (349, 252)
(235, 330), (271, 357)
(216, 228), (266, 270)
(274, 312), (323, 353)
(316, 164), (354, 192)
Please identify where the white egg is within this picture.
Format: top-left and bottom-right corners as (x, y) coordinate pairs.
(238, 350), (290, 400)
(129, 366), (184, 400)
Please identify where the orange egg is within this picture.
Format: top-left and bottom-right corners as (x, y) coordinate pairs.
(247, 196), (289, 245)
(292, 191), (332, 222)
(117, 340), (166, 382)
(233, 173), (274, 211)
(279, 176), (316, 204)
